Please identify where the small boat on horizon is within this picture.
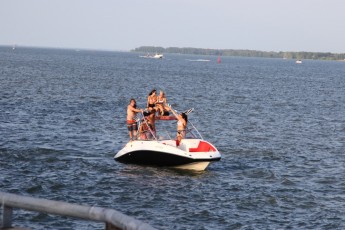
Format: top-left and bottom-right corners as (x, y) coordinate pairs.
(139, 53), (164, 59)
(296, 59), (302, 64)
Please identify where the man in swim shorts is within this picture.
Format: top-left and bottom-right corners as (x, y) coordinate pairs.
(127, 98), (143, 141)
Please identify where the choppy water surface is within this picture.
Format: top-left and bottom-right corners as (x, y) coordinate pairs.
(1, 47), (345, 229)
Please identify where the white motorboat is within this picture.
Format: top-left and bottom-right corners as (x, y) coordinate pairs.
(114, 110), (221, 171)
(139, 53), (164, 59)
(296, 59), (302, 64)
(152, 53), (163, 59)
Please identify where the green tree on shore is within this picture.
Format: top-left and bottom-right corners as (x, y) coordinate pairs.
(132, 46), (345, 61)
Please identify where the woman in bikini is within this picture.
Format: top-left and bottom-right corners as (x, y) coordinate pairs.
(155, 90), (168, 116)
(147, 89), (157, 112)
(168, 106), (188, 145)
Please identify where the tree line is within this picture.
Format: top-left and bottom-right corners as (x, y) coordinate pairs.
(132, 46), (345, 61)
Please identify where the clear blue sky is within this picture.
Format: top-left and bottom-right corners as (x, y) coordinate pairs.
(1, 0), (344, 53)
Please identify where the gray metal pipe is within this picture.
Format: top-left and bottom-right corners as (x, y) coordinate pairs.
(0, 192), (155, 230)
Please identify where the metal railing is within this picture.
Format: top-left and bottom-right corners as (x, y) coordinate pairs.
(0, 192), (156, 230)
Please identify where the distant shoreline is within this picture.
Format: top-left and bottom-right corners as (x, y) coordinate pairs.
(0, 45), (128, 53)
(2, 45), (345, 61)
(132, 46), (345, 61)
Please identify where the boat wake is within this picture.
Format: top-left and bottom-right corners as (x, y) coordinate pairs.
(186, 59), (211, 62)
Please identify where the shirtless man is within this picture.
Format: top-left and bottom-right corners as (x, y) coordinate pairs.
(139, 109), (156, 140)
(146, 109), (157, 139)
(127, 98), (143, 141)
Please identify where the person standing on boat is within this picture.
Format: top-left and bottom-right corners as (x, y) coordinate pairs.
(147, 109), (157, 138)
(127, 98), (143, 141)
(168, 107), (188, 145)
(139, 109), (156, 140)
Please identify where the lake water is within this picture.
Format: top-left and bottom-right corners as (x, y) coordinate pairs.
(1, 47), (345, 229)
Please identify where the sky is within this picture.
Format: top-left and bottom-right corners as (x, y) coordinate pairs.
(1, 0), (344, 53)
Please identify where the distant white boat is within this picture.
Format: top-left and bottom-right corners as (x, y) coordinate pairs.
(152, 53), (163, 59)
(296, 60), (302, 64)
(140, 53), (164, 59)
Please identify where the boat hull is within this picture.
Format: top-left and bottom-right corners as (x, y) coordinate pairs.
(114, 139), (221, 171)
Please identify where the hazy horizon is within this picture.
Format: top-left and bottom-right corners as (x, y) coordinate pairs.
(4, 45), (345, 55)
(1, 0), (345, 53)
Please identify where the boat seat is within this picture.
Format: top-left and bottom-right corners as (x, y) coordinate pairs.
(189, 141), (216, 152)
